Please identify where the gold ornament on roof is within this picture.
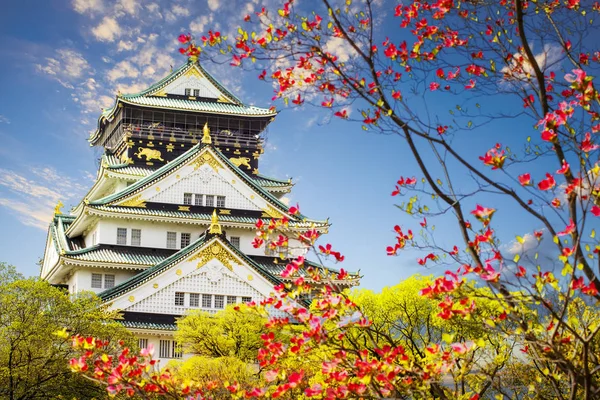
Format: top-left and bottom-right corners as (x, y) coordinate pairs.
(187, 240), (238, 271)
(209, 209), (222, 234)
(201, 123), (212, 144)
(229, 156), (251, 170)
(54, 201), (64, 215)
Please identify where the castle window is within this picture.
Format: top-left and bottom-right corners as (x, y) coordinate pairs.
(194, 194), (203, 206)
(159, 340), (171, 358)
(104, 274), (115, 289)
(181, 233), (191, 248)
(205, 195), (214, 207)
(91, 273), (103, 289)
(227, 296), (237, 305)
(214, 295), (225, 309)
(117, 228), (127, 245)
(167, 232), (177, 249)
(131, 229), (141, 246)
(173, 342), (182, 358)
(202, 294), (212, 308)
(216, 196), (226, 208)
(184, 88), (191, 96)
(190, 293), (200, 307)
(138, 338), (148, 350)
(230, 236), (240, 249)
(175, 292), (185, 306)
(242, 296), (252, 304)
(193, 89), (200, 97)
(183, 193), (193, 205)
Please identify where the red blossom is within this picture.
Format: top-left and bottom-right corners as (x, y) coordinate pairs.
(537, 173), (556, 191)
(334, 109), (349, 119)
(518, 173), (531, 186)
(580, 132), (599, 152)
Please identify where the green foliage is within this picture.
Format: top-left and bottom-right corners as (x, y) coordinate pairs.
(169, 356), (260, 398)
(175, 305), (266, 361)
(0, 276), (133, 399)
(0, 262), (24, 285)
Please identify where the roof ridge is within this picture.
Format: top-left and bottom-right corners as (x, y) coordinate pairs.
(255, 173), (292, 184)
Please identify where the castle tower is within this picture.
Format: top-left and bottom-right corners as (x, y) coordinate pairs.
(40, 59), (355, 364)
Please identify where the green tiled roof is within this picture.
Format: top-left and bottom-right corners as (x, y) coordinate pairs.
(251, 258), (347, 278)
(64, 245), (173, 266)
(253, 174), (293, 188)
(119, 320), (176, 331)
(118, 97), (275, 116)
(88, 205), (325, 228)
(102, 154), (153, 177)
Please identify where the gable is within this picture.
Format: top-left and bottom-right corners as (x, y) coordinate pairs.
(126, 260), (264, 314)
(146, 163), (258, 210)
(157, 67), (230, 101)
(112, 147), (291, 217)
(105, 239), (280, 313)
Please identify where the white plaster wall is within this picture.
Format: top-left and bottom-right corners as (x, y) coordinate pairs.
(127, 260), (264, 315)
(163, 73), (222, 99)
(83, 224), (99, 248)
(71, 268), (139, 294)
(41, 234), (59, 280)
(94, 221), (271, 257)
(146, 164), (258, 211)
(96, 219), (208, 249)
(134, 334), (191, 367)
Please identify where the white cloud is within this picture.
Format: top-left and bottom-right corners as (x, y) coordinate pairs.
(35, 48), (92, 89)
(92, 16), (122, 42)
(117, 40), (136, 52)
(145, 2), (162, 17)
(0, 115), (9, 124)
(72, 0), (103, 14)
(190, 15), (211, 33)
(0, 198), (54, 230)
(0, 168), (90, 230)
(73, 92), (114, 114)
(207, 0), (220, 11)
(172, 4), (190, 17)
(107, 60), (139, 82)
(501, 44), (563, 82)
(324, 37), (354, 63)
(116, 0), (139, 15)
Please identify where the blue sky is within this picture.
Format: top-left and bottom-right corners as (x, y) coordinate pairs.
(0, 0), (568, 289)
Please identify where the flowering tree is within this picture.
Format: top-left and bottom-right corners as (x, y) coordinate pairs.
(72, 0), (600, 399)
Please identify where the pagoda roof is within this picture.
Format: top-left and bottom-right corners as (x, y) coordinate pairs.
(90, 59), (276, 145)
(63, 244), (176, 266)
(99, 231), (354, 304)
(86, 205), (325, 229)
(99, 232), (283, 302)
(101, 154), (154, 178)
(102, 153), (292, 189)
(88, 143), (307, 221)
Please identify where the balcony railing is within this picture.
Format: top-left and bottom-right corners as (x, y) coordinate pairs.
(105, 121), (262, 150)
